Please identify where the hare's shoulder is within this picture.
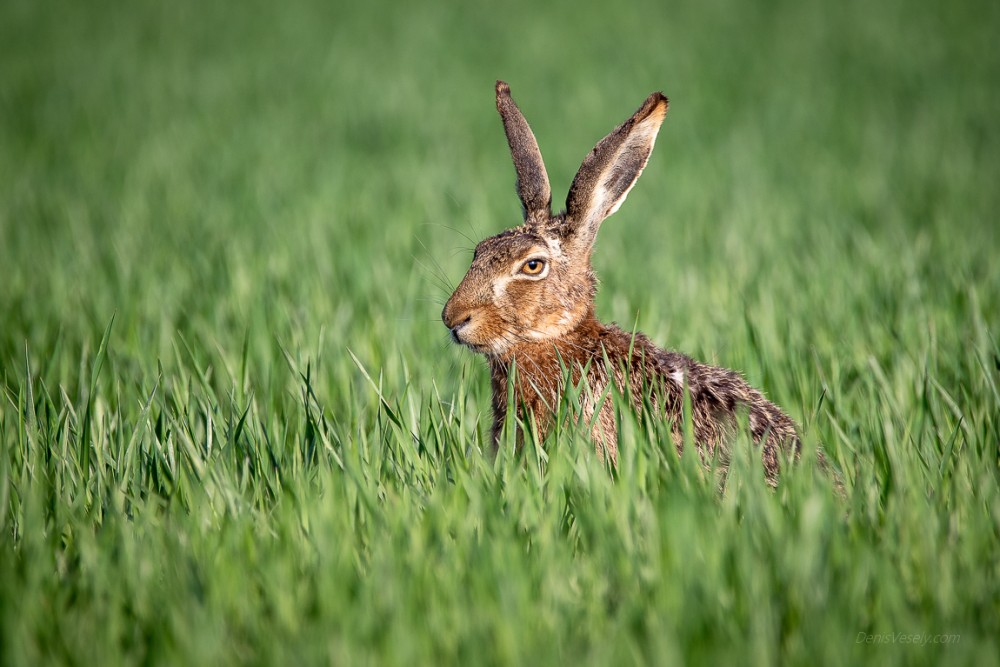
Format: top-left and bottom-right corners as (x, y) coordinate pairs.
(594, 323), (767, 414)
(592, 322), (696, 380)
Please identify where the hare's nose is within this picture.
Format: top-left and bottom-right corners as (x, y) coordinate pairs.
(442, 301), (472, 331)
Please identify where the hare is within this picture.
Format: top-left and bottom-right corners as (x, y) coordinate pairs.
(442, 81), (801, 484)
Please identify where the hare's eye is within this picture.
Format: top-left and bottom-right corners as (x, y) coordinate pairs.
(521, 259), (546, 276)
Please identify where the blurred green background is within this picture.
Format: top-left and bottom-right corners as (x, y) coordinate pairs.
(1, 0), (998, 664)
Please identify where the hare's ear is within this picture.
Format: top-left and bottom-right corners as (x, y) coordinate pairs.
(564, 92), (668, 254)
(496, 81), (552, 224)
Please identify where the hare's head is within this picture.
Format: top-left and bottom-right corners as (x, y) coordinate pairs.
(442, 81), (668, 358)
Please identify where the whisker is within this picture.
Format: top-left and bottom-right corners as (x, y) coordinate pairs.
(413, 236), (456, 290)
(423, 221), (479, 248)
(413, 256), (454, 295)
(461, 216), (486, 245)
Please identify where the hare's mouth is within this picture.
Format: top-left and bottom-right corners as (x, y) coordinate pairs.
(449, 326), (511, 357)
(449, 323), (483, 352)
(451, 331), (491, 354)
(448, 319), (472, 345)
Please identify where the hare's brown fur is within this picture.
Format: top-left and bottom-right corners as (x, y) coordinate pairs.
(443, 82), (801, 484)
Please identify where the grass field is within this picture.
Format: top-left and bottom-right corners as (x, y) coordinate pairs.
(2, 0), (999, 664)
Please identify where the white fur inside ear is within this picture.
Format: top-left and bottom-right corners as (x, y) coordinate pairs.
(592, 111), (664, 223)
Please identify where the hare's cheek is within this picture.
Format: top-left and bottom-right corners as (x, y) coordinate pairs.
(527, 307), (570, 340)
(504, 282), (539, 313)
(491, 276), (514, 303)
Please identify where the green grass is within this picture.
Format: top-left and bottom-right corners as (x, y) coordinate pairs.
(1, 0), (999, 664)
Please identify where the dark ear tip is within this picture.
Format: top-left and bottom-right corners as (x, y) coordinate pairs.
(496, 80), (511, 98)
(649, 91), (669, 114)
